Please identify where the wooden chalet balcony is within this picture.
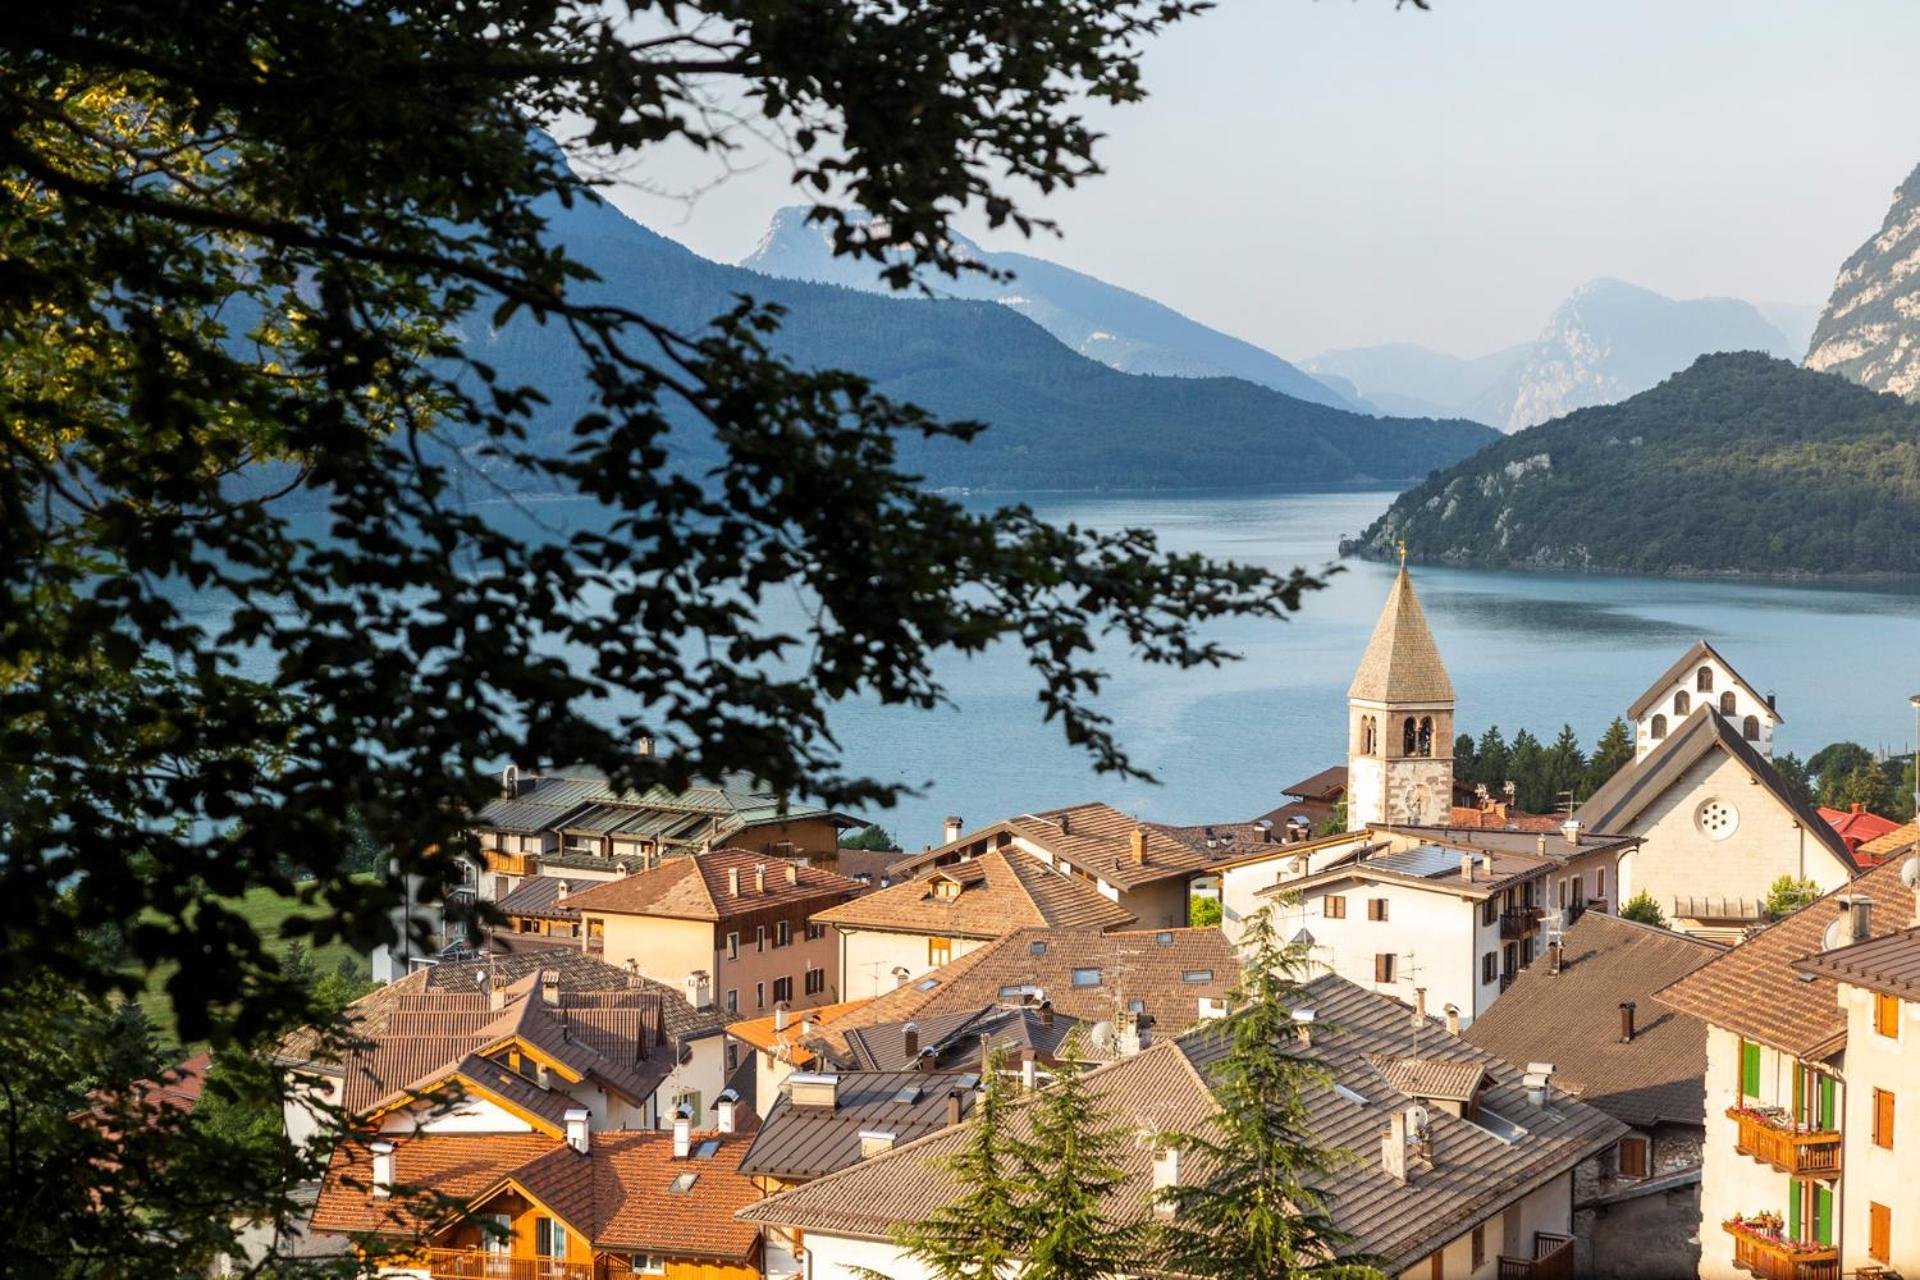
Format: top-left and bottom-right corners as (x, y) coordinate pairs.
(1723, 1219), (1839, 1280)
(482, 849), (536, 876)
(1496, 1231), (1574, 1280)
(1727, 1107), (1842, 1178)
(423, 1249), (593, 1280)
(1500, 907), (1542, 940)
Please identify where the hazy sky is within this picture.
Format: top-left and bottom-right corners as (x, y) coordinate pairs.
(595, 1), (1920, 359)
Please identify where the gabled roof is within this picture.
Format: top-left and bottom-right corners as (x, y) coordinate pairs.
(1656, 850), (1916, 1059)
(1347, 567), (1454, 705)
(842, 1004), (1089, 1071)
(560, 849), (862, 921)
(738, 1070), (979, 1180)
(1365, 1055), (1486, 1104)
(1818, 804), (1904, 851)
(1284, 766), (1350, 802)
(803, 927), (1240, 1058)
(742, 974), (1625, 1270)
(1796, 925), (1920, 1001)
(1624, 640), (1782, 724)
(1463, 913), (1719, 1128)
(1858, 821), (1918, 864)
(891, 803), (1214, 891)
(1266, 842), (1553, 903)
(1573, 707), (1855, 873)
(811, 847), (1135, 939)
(727, 999), (873, 1069)
(474, 767), (855, 843)
(311, 1133), (561, 1236)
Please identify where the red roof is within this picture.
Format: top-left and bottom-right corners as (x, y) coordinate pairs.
(1817, 804), (1903, 854)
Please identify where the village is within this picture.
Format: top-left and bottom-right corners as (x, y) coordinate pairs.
(211, 566), (1916, 1280)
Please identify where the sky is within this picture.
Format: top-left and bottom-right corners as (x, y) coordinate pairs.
(589, 0), (1920, 361)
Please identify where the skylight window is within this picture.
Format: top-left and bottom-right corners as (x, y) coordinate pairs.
(1332, 1083), (1369, 1106)
(1071, 967), (1102, 987)
(999, 985), (1028, 998)
(1127, 999), (1146, 1014)
(915, 977), (941, 992)
(1156, 931), (1174, 945)
(667, 1172), (698, 1194)
(693, 1140), (720, 1161)
(1182, 969), (1214, 983)
(1030, 940), (1048, 955)
(1471, 1109), (1527, 1145)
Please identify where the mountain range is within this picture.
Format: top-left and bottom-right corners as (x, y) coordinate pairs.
(1343, 353), (1920, 578)
(1307, 279), (1805, 433)
(1806, 160), (1920, 400)
(447, 191), (1497, 493)
(740, 206), (1365, 411)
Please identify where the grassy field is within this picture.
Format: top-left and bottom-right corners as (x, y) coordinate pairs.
(130, 878), (374, 1047)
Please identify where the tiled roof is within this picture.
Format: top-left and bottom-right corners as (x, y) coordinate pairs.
(1573, 707), (1854, 873)
(1365, 1055), (1486, 1103)
(1463, 913), (1719, 1128)
(1383, 824), (1638, 863)
(804, 927), (1240, 1057)
(1444, 806), (1564, 832)
(1269, 843), (1552, 903)
(311, 1129), (762, 1261)
(738, 1070), (979, 1179)
(727, 1000), (872, 1069)
(560, 849), (862, 921)
(1282, 766), (1350, 803)
(812, 847), (1135, 939)
(1818, 804), (1904, 850)
(1796, 925), (1920, 1000)
(743, 974), (1625, 1270)
(1657, 849), (1916, 1059)
(891, 803), (1214, 892)
(1347, 567), (1455, 704)
(1859, 821), (1918, 860)
(842, 1004), (1089, 1072)
(1624, 640), (1783, 724)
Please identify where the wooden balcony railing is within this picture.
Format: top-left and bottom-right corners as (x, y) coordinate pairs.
(423, 1249), (594, 1280)
(1496, 1231), (1574, 1280)
(1722, 1220), (1839, 1280)
(1500, 908), (1541, 940)
(1727, 1108), (1842, 1178)
(482, 849), (536, 876)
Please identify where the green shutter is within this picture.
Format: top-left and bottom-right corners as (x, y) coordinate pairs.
(1814, 1184), (1833, 1246)
(1741, 1041), (1761, 1097)
(1788, 1182), (1801, 1241)
(1817, 1075), (1836, 1130)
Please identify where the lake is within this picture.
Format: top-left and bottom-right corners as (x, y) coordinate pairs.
(169, 487), (1920, 849)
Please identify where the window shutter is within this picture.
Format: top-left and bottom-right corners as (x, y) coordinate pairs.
(1870, 1202), (1892, 1263)
(1818, 1075), (1836, 1131)
(1375, 953), (1393, 983)
(1740, 1042), (1760, 1098)
(1874, 1088), (1895, 1148)
(1618, 1137), (1648, 1178)
(1787, 1182), (1801, 1242)
(1814, 1183), (1833, 1247)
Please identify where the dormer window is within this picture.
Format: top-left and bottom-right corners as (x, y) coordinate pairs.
(932, 877), (962, 902)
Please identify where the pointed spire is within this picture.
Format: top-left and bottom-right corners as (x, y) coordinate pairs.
(1348, 567), (1454, 703)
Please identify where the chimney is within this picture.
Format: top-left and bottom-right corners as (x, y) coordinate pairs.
(892, 966), (911, 990)
(1524, 1062), (1555, 1109)
(1020, 1049), (1039, 1091)
(1478, 852), (1494, 876)
(1292, 1006), (1317, 1048)
(672, 1108), (692, 1158)
(1057, 812), (1072, 836)
(858, 1130), (897, 1158)
(489, 976), (508, 1012)
(915, 1047), (936, 1073)
(1842, 894), (1872, 943)
(716, 1088), (739, 1135)
(800, 1014), (816, 1039)
(789, 1072), (839, 1111)
(536, 1062), (551, 1090)
(902, 1022), (919, 1059)
(946, 1089), (964, 1126)
(1443, 1003), (1460, 1036)
(1038, 999), (1054, 1028)
(1381, 1110), (1409, 1184)
(1129, 829), (1149, 867)
(1117, 1010), (1144, 1057)
(1460, 853), (1474, 882)
(636, 736), (655, 757)
(727, 866), (740, 897)
(944, 815), (963, 844)
(1412, 987), (1428, 1025)
(1562, 818), (1583, 846)
(1618, 1001), (1637, 1044)
(1546, 941), (1563, 975)
(1151, 1145), (1182, 1217)
(369, 1141), (395, 1198)
(541, 968), (560, 1006)
(754, 864), (767, 895)
(1535, 833), (1547, 855)
(773, 1000), (790, 1033)
(687, 970), (711, 1010)
(786, 862), (798, 886)
(565, 1107), (590, 1154)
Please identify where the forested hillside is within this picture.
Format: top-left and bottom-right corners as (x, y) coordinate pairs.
(1345, 353), (1920, 576)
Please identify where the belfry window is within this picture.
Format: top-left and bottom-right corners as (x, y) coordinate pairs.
(1696, 666), (1714, 693)
(1361, 716), (1378, 756)
(1402, 717), (1418, 756)
(1417, 716), (1434, 757)
(1651, 714), (1667, 740)
(1673, 692), (1689, 716)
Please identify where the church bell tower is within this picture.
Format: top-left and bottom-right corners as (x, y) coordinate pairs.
(1346, 557), (1455, 831)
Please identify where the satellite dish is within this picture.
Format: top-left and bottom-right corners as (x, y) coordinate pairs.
(1902, 858), (1920, 888)
(1407, 1103), (1430, 1134)
(1089, 1020), (1117, 1051)
(1822, 916), (1851, 953)
(501, 763), (519, 794)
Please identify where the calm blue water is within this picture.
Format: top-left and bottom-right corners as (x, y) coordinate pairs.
(166, 488), (1920, 849)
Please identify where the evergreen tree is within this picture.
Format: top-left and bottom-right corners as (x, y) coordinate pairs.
(890, 1051), (1027, 1280)
(1507, 730), (1547, 813)
(1620, 891), (1666, 928)
(1836, 763), (1897, 816)
(1587, 718), (1634, 794)
(841, 824), (899, 852)
(279, 941), (318, 993)
(1539, 724), (1588, 813)
(1773, 752), (1814, 807)
(1010, 1036), (1143, 1280)
(1315, 800), (1348, 837)
(1155, 907), (1380, 1280)
(98, 999), (169, 1091)
(1474, 726), (1511, 793)
(1809, 743), (1877, 805)
(1452, 734), (1478, 785)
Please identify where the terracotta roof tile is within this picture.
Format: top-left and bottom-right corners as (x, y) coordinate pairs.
(589, 1129), (761, 1260)
(310, 1133), (560, 1237)
(813, 847), (1135, 939)
(739, 1070), (979, 1180)
(892, 803), (1215, 891)
(1365, 1055), (1486, 1103)
(560, 849), (862, 921)
(1657, 850), (1916, 1058)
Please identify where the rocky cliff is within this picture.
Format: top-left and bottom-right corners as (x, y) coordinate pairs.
(1806, 162), (1920, 399)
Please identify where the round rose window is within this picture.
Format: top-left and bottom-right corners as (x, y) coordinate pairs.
(1696, 798), (1738, 840)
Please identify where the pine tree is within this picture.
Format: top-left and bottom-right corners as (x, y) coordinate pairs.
(1507, 729), (1546, 813)
(1155, 907), (1381, 1280)
(1773, 752), (1814, 807)
(1452, 734), (1478, 784)
(1474, 726), (1510, 793)
(1587, 718), (1634, 794)
(98, 999), (168, 1091)
(1010, 1036), (1143, 1280)
(1540, 724), (1588, 813)
(1837, 763), (1896, 816)
(889, 1051), (1027, 1280)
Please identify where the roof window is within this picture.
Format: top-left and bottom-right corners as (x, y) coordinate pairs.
(1030, 940), (1048, 955)
(1182, 969), (1214, 983)
(914, 977), (940, 992)
(667, 1172), (698, 1193)
(1071, 967), (1102, 987)
(1155, 931), (1174, 945)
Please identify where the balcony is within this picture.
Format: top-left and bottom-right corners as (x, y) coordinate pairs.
(1496, 1231), (1574, 1280)
(1722, 1218), (1839, 1280)
(482, 849), (536, 876)
(1727, 1107), (1842, 1178)
(423, 1249), (593, 1280)
(1500, 907), (1542, 940)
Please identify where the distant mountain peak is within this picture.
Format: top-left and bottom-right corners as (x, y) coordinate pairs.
(1805, 161), (1920, 399)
